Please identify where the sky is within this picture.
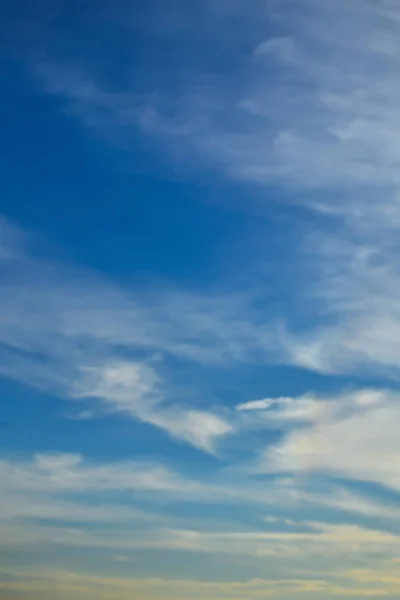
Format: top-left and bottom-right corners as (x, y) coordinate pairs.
(2, 0), (400, 598)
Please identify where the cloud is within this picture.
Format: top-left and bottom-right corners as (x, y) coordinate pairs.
(0, 493), (151, 525)
(28, 2), (400, 213)
(73, 361), (233, 453)
(63, 409), (95, 421)
(19, 0), (400, 384)
(0, 451), (194, 551)
(2, 450), (400, 536)
(0, 452), (198, 495)
(3, 447), (400, 600)
(1, 547), (400, 599)
(0, 568), (390, 600)
(237, 395), (322, 421)
(152, 521), (400, 560)
(0, 217), (279, 370)
(280, 235), (400, 376)
(237, 398), (276, 411)
(253, 389), (400, 491)
(5, 2), (400, 595)
(0, 218), (249, 452)
(144, 408), (233, 453)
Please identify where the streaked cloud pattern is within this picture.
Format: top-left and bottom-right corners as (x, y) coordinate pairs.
(2, 0), (400, 598)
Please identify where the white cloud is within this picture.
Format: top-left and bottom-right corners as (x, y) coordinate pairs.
(154, 520), (400, 558)
(1, 566), (396, 600)
(72, 360), (160, 423)
(13, 516), (397, 568)
(73, 362), (159, 410)
(34, 1), (400, 218)
(0, 452), (198, 494)
(237, 398), (275, 411)
(255, 389), (400, 491)
(23, 0), (400, 383)
(8, 449), (400, 526)
(237, 396), (322, 421)
(0, 221), (246, 452)
(3, 486), (400, 565)
(144, 408), (233, 453)
(282, 235), (400, 376)
(4, 446), (400, 592)
(2, 450), (396, 522)
(72, 361), (233, 452)
(203, 1), (400, 377)
(0, 218), (279, 371)
(0, 493), (151, 525)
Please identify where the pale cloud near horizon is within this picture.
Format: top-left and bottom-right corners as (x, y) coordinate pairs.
(2, 451), (400, 599)
(2, 447), (400, 550)
(1, 559), (400, 599)
(2, 443), (400, 597)
(3, 448), (397, 516)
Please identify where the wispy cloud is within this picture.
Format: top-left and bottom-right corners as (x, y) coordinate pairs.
(21, 0), (400, 382)
(282, 233), (400, 376)
(0, 218), (255, 451)
(5, 1), (400, 593)
(2, 449), (400, 540)
(28, 2), (400, 213)
(3, 218), (400, 515)
(0, 569), (383, 600)
(1, 551), (400, 599)
(3, 445), (400, 600)
(247, 389), (400, 491)
(0, 452), (197, 495)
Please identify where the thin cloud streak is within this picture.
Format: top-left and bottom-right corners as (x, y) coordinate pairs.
(25, 0), (400, 380)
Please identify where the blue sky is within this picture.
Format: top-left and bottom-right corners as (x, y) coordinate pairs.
(2, 1), (400, 598)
